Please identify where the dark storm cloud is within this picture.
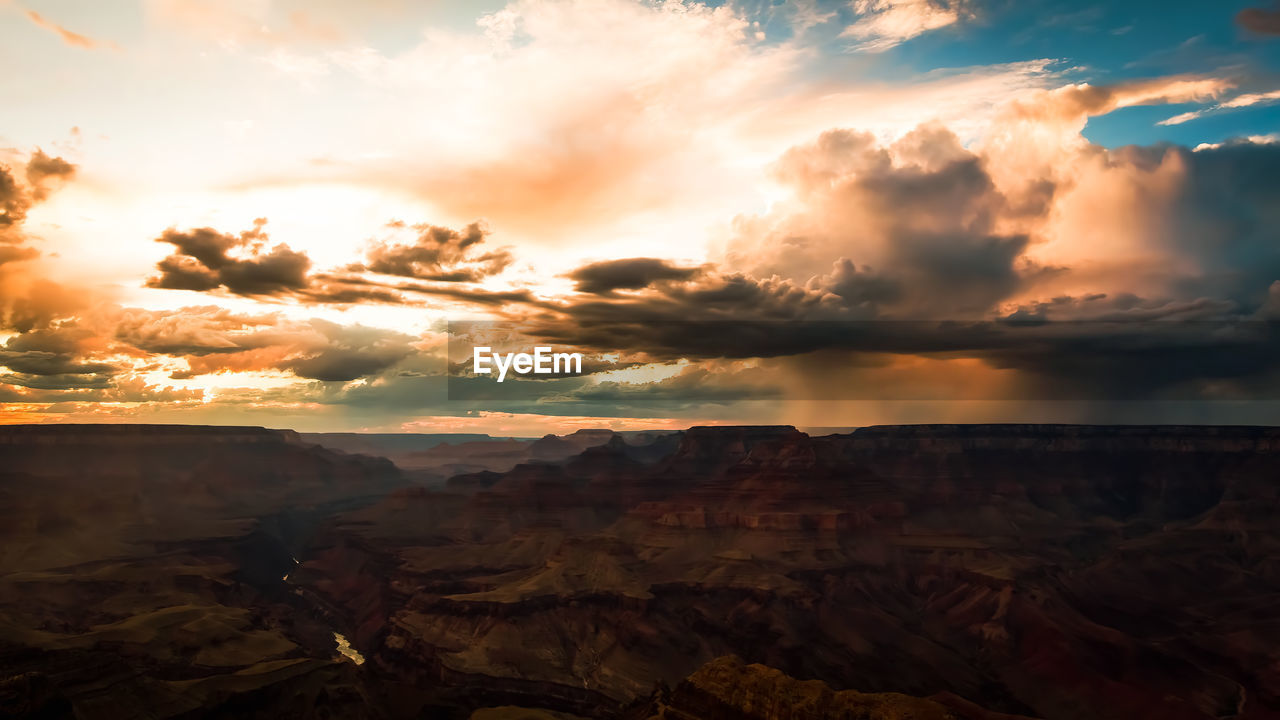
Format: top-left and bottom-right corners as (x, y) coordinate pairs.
(568, 257), (702, 295)
(1158, 142), (1280, 307)
(471, 273), (828, 372)
(1237, 2), (1280, 34)
(527, 287), (1274, 400)
(497, 272), (836, 359)
(149, 222), (312, 296)
(756, 127), (1038, 316)
(351, 221), (513, 282)
(466, 135), (1280, 403)
(822, 259), (903, 306)
(469, 314), (1280, 402)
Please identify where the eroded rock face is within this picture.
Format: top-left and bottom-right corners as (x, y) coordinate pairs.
(0, 424), (405, 720)
(296, 425), (1280, 720)
(626, 655), (983, 720)
(6, 424), (1280, 719)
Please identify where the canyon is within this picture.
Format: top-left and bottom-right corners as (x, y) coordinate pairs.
(2, 424), (1279, 719)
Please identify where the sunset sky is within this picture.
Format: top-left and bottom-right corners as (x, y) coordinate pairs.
(3, 0), (1280, 433)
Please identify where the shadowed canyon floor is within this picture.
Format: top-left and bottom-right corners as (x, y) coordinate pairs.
(2, 424), (1280, 719)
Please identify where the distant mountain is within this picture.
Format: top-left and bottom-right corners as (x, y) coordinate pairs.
(302, 431), (519, 461)
(306, 428), (682, 478)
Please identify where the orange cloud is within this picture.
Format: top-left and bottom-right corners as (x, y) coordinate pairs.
(21, 8), (111, 50)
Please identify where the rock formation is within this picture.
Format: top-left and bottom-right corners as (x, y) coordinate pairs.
(5, 423), (1280, 719)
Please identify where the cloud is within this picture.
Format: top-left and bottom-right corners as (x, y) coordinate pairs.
(0, 372), (114, 390)
(113, 305), (277, 356)
(147, 218), (535, 308)
(132, 0), (1065, 276)
(1160, 109), (1204, 126)
(0, 350), (116, 378)
(0, 246), (38, 266)
(978, 76), (1233, 168)
(568, 258), (702, 295)
(297, 279), (407, 305)
(788, 0), (838, 33)
(20, 7), (107, 50)
(498, 270), (837, 364)
(24, 150), (77, 201)
(114, 306), (416, 382)
(275, 321), (415, 382)
(0, 165), (31, 232)
(456, 91), (1280, 406)
(0, 314), (123, 395)
(727, 124), (1039, 316)
(1158, 88), (1280, 125)
(320, 0), (802, 239)
(351, 221), (512, 282)
(841, 0), (972, 52)
(1, 149), (79, 348)
(10, 34), (1280, 426)
(148, 219), (312, 296)
(0, 299), (418, 416)
(397, 283), (539, 307)
(446, 78), (1271, 369)
(1237, 2), (1280, 34)
(0, 150), (76, 235)
(0, 285), (424, 415)
(1, 279), (82, 334)
(720, 78), (1278, 326)
(143, 0), (350, 47)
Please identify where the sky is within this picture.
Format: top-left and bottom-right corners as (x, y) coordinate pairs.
(2, 0), (1280, 434)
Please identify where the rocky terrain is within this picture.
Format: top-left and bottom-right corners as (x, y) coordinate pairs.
(0, 425), (404, 719)
(3, 423), (1280, 718)
(622, 655), (1034, 720)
